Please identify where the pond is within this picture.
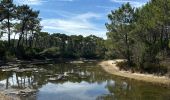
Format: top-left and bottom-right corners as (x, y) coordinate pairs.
(0, 61), (170, 100)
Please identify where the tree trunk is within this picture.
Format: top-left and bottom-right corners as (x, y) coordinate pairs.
(7, 13), (10, 46)
(16, 74), (20, 87)
(13, 33), (17, 47)
(26, 31), (28, 46)
(17, 22), (25, 48)
(6, 78), (9, 89)
(125, 28), (131, 67)
(29, 30), (34, 48)
(17, 34), (22, 48)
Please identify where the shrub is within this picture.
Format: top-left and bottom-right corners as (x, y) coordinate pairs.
(39, 47), (61, 58)
(15, 46), (41, 59)
(0, 41), (6, 60)
(116, 61), (129, 71)
(142, 62), (167, 75)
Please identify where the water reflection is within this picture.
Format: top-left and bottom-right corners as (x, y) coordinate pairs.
(38, 81), (110, 100)
(0, 62), (169, 100)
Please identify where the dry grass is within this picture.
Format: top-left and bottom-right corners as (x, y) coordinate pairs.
(99, 59), (170, 86)
(0, 93), (20, 100)
(0, 93), (10, 100)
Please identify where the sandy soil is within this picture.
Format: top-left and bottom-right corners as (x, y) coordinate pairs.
(0, 93), (13, 100)
(99, 59), (170, 86)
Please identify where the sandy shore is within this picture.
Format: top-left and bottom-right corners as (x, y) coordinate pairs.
(99, 60), (170, 86)
(0, 93), (10, 100)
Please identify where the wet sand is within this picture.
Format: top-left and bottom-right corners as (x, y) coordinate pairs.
(99, 59), (170, 86)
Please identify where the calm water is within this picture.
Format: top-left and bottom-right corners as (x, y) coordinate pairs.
(0, 61), (170, 100)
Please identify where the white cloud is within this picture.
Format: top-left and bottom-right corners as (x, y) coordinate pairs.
(38, 81), (108, 100)
(96, 5), (116, 10)
(57, 0), (74, 1)
(15, 0), (46, 5)
(41, 12), (107, 38)
(76, 12), (101, 20)
(1, 33), (19, 40)
(111, 0), (148, 7)
(15, 0), (75, 5)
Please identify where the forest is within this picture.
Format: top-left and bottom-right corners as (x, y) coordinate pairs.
(0, 0), (170, 75)
(1, 0), (170, 100)
(0, 0), (106, 61)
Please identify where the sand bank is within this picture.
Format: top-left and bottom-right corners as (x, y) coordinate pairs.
(99, 60), (170, 85)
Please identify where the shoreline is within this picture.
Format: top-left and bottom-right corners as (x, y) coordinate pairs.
(99, 59), (170, 86)
(0, 92), (16, 100)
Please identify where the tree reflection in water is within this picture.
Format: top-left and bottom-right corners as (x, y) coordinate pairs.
(0, 62), (169, 100)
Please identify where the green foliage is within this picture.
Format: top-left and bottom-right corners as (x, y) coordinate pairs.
(1, 0), (170, 76)
(0, 0), (106, 60)
(106, 3), (135, 66)
(0, 0), (16, 46)
(117, 61), (168, 75)
(15, 46), (40, 59)
(142, 62), (167, 75)
(106, 0), (170, 74)
(38, 34), (106, 59)
(0, 41), (6, 60)
(40, 47), (60, 58)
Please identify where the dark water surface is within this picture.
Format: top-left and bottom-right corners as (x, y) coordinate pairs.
(0, 62), (170, 100)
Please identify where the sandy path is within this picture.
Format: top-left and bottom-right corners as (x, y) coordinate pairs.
(99, 60), (170, 86)
(0, 93), (9, 100)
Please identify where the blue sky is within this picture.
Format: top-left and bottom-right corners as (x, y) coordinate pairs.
(14, 0), (149, 38)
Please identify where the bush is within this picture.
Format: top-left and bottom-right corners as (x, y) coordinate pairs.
(16, 46), (41, 59)
(142, 62), (167, 75)
(116, 61), (137, 72)
(5, 51), (16, 61)
(39, 47), (60, 58)
(104, 50), (119, 60)
(117, 61), (129, 71)
(116, 61), (167, 75)
(0, 41), (6, 60)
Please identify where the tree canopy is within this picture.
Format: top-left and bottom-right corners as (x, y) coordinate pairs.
(0, 0), (106, 60)
(1, 0), (170, 75)
(106, 0), (170, 74)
